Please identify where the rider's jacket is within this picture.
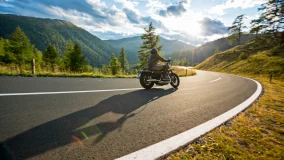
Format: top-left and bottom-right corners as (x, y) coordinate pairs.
(148, 53), (167, 68)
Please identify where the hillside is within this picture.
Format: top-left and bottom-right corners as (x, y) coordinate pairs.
(168, 34), (253, 65)
(104, 36), (194, 64)
(195, 43), (284, 80)
(0, 14), (113, 67)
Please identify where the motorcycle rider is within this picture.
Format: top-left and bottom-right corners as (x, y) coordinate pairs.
(148, 48), (171, 81)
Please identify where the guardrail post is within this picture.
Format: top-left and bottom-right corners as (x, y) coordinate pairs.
(185, 69), (187, 76)
(32, 59), (35, 75)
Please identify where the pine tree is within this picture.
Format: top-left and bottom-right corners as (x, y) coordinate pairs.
(181, 57), (190, 66)
(0, 38), (16, 64)
(173, 59), (180, 66)
(9, 26), (34, 66)
(43, 44), (59, 72)
(228, 15), (246, 45)
(118, 47), (129, 73)
(109, 53), (121, 75)
(33, 48), (43, 70)
(101, 64), (110, 75)
(63, 40), (74, 70)
(138, 22), (163, 68)
(69, 43), (86, 72)
(0, 38), (4, 57)
(214, 48), (220, 54)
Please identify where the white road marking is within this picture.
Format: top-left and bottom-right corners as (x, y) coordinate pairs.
(209, 77), (221, 82)
(0, 88), (144, 97)
(211, 73), (219, 76)
(116, 76), (262, 160)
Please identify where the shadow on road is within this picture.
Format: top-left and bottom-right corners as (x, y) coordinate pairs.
(0, 88), (177, 160)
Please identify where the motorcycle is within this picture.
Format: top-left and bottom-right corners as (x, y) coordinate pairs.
(138, 59), (180, 89)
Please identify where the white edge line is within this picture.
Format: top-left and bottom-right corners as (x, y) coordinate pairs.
(0, 88), (144, 96)
(116, 76), (262, 160)
(209, 77), (221, 82)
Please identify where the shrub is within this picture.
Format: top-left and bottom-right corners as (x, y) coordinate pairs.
(269, 46), (284, 56)
(239, 52), (248, 60)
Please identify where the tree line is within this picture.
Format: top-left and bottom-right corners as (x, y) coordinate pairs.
(101, 47), (129, 75)
(228, 0), (284, 47)
(0, 26), (91, 73)
(0, 26), (130, 75)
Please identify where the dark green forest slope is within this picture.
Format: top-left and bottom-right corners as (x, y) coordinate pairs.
(0, 14), (113, 67)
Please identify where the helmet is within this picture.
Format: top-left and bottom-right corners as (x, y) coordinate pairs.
(151, 48), (158, 54)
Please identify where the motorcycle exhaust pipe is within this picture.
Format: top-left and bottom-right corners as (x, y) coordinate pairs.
(147, 79), (159, 82)
(159, 80), (171, 83)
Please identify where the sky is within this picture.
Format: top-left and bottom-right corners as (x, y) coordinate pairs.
(0, 0), (267, 45)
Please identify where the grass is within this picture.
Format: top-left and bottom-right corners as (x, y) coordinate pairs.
(164, 75), (284, 160)
(195, 45), (284, 80)
(163, 45), (284, 159)
(172, 66), (196, 77)
(0, 66), (137, 78)
(0, 65), (196, 78)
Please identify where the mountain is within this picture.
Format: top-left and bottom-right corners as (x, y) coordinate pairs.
(168, 34), (254, 65)
(104, 36), (194, 64)
(0, 14), (195, 66)
(0, 14), (113, 67)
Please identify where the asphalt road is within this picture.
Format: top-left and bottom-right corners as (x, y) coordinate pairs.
(0, 71), (257, 160)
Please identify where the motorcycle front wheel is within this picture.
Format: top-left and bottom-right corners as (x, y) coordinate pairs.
(170, 73), (180, 88)
(140, 73), (154, 89)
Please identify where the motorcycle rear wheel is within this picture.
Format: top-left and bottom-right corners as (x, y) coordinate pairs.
(140, 73), (154, 89)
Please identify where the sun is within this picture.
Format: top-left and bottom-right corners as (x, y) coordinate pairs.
(178, 19), (201, 36)
(161, 14), (202, 36)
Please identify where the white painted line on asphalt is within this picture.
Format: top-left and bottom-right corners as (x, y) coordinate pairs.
(116, 77), (262, 160)
(209, 77), (221, 82)
(0, 88), (144, 96)
(211, 73), (219, 76)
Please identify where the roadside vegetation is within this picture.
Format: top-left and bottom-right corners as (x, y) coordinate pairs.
(0, 23), (194, 78)
(172, 57), (190, 66)
(171, 66), (196, 77)
(0, 65), (193, 78)
(0, 26), (133, 77)
(196, 44), (284, 80)
(165, 1), (284, 159)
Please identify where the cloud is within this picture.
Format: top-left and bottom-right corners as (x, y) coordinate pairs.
(158, 0), (189, 17)
(199, 18), (228, 36)
(204, 34), (229, 42)
(43, 6), (97, 26)
(114, 0), (139, 14)
(1, 0), (226, 43)
(209, 0), (266, 15)
(123, 8), (139, 24)
(0, 0), (147, 38)
(91, 31), (140, 40)
(86, 0), (107, 8)
(141, 16), (168, 31)
(146, 0), (166, 14)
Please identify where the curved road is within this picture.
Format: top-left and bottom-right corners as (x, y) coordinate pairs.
(0, 71), (257, 160)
